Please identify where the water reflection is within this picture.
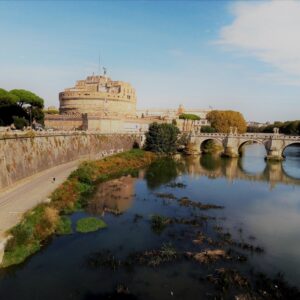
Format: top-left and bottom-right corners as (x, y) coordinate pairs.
(283, 144), (300, 179)
(182, 145), (300, 187)
(144, 157), (183, 189)
(87, 175), (136, 215)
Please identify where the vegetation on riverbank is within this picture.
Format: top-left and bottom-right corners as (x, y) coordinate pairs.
(1, 149), (156, 268)
(145, 122), (180, 153)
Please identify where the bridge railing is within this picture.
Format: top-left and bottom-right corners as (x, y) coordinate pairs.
(191, 132), (300, 140)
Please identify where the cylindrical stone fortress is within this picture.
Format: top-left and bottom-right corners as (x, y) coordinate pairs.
(59, 75), (136, 117)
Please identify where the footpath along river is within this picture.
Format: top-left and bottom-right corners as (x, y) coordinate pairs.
(0, 144), (300, 300)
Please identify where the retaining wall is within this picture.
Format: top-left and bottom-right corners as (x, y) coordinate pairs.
(0, 132), (141, 190)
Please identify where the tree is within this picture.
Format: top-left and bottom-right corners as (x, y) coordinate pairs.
(10, 89), (44, 109)
(0, 88), (45, 126)
(179, 113), (200, 121)
(207, 110), (247, 133)
(281, 121), (299, 135)
(0, 88), (18, 106)
(247, 120), (300, 135)
(0, 89), (25, 125)
(145, 122), (180, 153)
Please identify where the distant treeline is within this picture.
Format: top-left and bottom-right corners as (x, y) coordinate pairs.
(247, 120), (300, 135)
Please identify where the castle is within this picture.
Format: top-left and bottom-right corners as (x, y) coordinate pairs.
(59, 75), (136, 118)
(45, 74), (210, 133)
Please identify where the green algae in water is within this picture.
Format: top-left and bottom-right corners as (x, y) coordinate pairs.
(76, 217), (107, 233)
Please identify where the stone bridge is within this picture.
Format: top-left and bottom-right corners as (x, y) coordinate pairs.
(188, 131), (300, 160)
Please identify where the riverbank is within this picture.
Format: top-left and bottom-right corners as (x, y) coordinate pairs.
(0, 149), (156, 268)
(0, 160), (81, 263)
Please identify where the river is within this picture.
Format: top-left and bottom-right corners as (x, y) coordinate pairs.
(0, 144), (300, 299)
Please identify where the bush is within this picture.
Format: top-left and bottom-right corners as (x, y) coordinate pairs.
(13, 116), (28, 130)
(145, 122), (180, 153)
(69, 163), (96, 184)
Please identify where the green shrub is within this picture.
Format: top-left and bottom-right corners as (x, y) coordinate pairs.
(13, 116), (28, 130)
(145, 122), (180, 153)
(69, 163), (96, 184)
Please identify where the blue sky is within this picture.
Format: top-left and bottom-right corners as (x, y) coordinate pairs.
(0, 0), (299, 122)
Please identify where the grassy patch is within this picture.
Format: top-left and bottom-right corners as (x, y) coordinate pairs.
(2, 241), (40, 268)
(76, 217), (107, 233)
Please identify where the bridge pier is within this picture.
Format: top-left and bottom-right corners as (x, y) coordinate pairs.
(264, 136), (285, 161)
(184, 142), (201, 155)
(222, 135), (239, 158)
(265, 148), (284, 161)
(222, 146), (239, 158)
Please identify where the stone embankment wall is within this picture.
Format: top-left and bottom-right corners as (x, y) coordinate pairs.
(0, 132), (142, 190)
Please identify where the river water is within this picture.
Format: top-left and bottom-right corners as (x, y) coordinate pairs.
(0, 144), (300, 300)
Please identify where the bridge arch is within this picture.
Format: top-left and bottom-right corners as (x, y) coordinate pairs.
(238, 139), (267, 156)
(237, 156), (268, 176)
(282, 142), (300, 156)
(199, 138), (224, 154)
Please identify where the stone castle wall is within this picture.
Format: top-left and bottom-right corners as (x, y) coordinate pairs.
(59, 94), (136, 117)
(0, 132), (141, 190)
(59, 75), (137, 117)
(44, 115), (84, 130)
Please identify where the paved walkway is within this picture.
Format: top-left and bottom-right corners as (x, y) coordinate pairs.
(0, 160), (80, 239)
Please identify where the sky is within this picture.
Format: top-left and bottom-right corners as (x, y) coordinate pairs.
(0, 0), (299, 122)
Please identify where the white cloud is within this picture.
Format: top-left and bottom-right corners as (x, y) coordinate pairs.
(217, 0), (300, 83)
